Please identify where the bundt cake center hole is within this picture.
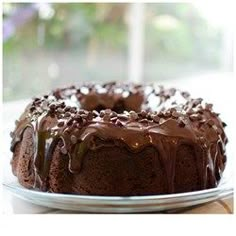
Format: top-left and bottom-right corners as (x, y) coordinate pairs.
(93, 101), (136, 113)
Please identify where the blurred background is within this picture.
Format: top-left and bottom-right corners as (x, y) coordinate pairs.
(3, 2), (234, 101)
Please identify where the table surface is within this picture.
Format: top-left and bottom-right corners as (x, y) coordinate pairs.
(2, 72), (234, 214)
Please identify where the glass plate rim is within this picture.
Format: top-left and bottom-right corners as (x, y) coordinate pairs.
(3, 180), (233, 213)
(3, 180), (233, 202)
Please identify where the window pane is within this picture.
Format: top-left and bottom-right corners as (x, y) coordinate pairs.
(143, 3), (233, 81)
(3, 3), (129, 101)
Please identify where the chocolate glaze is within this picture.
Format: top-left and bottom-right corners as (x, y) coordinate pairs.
(10, 82), (227, 193)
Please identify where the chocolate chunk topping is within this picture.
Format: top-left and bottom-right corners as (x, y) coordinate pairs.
(100, 110), (105, 118)
(60, 146), (67, 154)
(110, 111), (117, 118)
(115, 119), (123, 127)
(152, 114), (160, 123)
(207, 119), (215, 127)
(129, 111), (138, 120)
(205, 103), (213, 111)
(178, 117), (186, 127)
(189, 114), (202, 121)
(222, 121), (227, 128)
(64, 112), (71, 118)
(181, 91), (190, 98)
(70, 135), (77, 144)
(58, 121), (65, 127)
(192, 98), (203, 107)
(49, 104), (56, 111)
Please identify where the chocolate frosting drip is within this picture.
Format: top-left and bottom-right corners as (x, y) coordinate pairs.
(10, 82), (228, 193)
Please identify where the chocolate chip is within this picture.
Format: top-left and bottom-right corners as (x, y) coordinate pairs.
(159, 118), (166, 124)
(82, 118), (87, 124)
(43, 95), (49, 99)
(115, 113), (126, 119)
(207, 119), (215, 127)
(189, 114), (202, 121)
(213, 112), (220, 117)
(41, 101), (48, 110)
(74, 114), (81, 120)
(34, 100), (42, 106)
(186, 108), (194, 115)
(124, 110), (130, 116)
(104, 109), (112, 114)
(49, 104), (56, 110)
(67, 118), (74, 126)
(163, 110), (171, 117)
(36, 107), (43, 113)
(73, 128), (80, 133)
(140, 110), (147, 118)
(164, 94), (170, 99)
(103, 81), (116, 87)
(152, 115), (160, 123)
(64, 106), (71, 112)
(197, 109), (204, 115)
(58, 114), (63, 119)
(205, 103), (213, 111)
(140, 119), (149, 124)
(87, 111), (94, 121)
(64, 112), (71, 118)
(70, 135), (77, 144)
(30, 106), (36, 112)
(146, 112), (152, 119)
(58, 121), (64, 127)
(100, 110), (105, 117)
(111, 117), (118, 122)
(197, 105), (204, 110)
(10, 131), (14, 138)
(54, 89), (62, 97)
(60, 146), (67, 154)
(70, 107), (77, 113)
(178, 117), (186, 127)
(172, 111), (181, 118)
(109, 111), (117, 118)
(222, 121), (227, 128)
(92, 110), (99, 117)
(158, 111), (165, 117)
(199, 118), (207, 125)
(192, 98), (203, 107)
(60, 102), (66, 108)
(169, 88), (176, 96)
(57, 108), (64, 113)
(103, 114), (110, 121)
(181, 91), (190, 98)
(115, 119), (123, 127)
(75, 123), (81, 129)
(129, 111), (138, 120)
(81, 114), (88, 119)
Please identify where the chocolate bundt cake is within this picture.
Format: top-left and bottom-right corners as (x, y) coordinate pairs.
(10, 82), (228, 196)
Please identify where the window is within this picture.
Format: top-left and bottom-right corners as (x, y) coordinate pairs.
(3, 3), (233, 101)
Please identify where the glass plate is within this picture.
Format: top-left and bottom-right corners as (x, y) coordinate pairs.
(3, 178), (233, 213)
